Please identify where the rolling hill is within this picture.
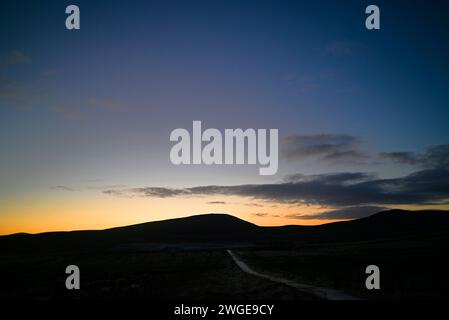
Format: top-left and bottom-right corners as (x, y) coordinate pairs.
(1, 209), (448, 253)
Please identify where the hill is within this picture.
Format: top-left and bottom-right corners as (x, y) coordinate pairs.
(270, 209), (449, 242)
(1, 210), (448, 253)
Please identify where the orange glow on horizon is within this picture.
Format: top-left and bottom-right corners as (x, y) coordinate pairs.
(1, 193), (448, 236)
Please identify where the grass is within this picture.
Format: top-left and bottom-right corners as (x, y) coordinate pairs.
(0, 250), (316, 300)
(237, 234), (449, 299)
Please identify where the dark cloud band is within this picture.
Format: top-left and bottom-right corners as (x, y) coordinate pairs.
(103, 168), (449, 207)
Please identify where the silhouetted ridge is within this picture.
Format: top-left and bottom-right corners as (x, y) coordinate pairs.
(305, 209), (449, 242)
(1, 210), (448, 253)
(0, 214), (261, 253)
(105, 213), (259, 242)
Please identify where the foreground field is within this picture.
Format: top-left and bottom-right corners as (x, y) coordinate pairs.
(237, 233), (449, 299)
(0, 250), (316, 300)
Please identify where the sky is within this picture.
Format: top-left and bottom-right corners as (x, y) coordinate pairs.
(1, 0), (449, 234)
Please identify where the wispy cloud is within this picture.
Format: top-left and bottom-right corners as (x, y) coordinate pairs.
(244, 203), (265, 207)
(286, 206), (388, 220)
(251, 213), (280, 218)
(51, 185), (79, 192)
(281, 134), (369, 163)
(102, 189), (131, 197)
(284, 172), (374, 184)
(52, 183), (127, 193)
(380, 144), (449, 169)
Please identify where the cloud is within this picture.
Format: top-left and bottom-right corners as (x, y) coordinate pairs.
(284, 172), (374, 184)
(103, 168), (449, 207)
(380, 144), (449, 169)
(86, 184), (127, 190)
(244, 203), (265, 207)
(206, 201), (226, 204)
(286, 206), (388, 220)
(251, 213), (280, 218)
(281, 134), (369, 163)
(51, 185), (78, 192)
(129, 187), (188, 198)
(102, 189), (131, 198)
(52, 183), (126, 193)
(379, 152), (420, 165)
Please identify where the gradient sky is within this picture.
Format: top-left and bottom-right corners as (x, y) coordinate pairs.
(1, 0), (449, 234)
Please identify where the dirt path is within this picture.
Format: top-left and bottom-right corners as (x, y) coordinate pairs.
(227, 249), (360, 300)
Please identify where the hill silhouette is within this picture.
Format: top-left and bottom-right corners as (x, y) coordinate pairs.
(272, 209), (449, 242)
(1, 210), (448, 253)
(0, 213), (261, 253)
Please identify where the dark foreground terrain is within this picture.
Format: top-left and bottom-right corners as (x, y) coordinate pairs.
(0, 250), (315, 300)
(1, 209), (448, 299)
(238, 233), (449, 299)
